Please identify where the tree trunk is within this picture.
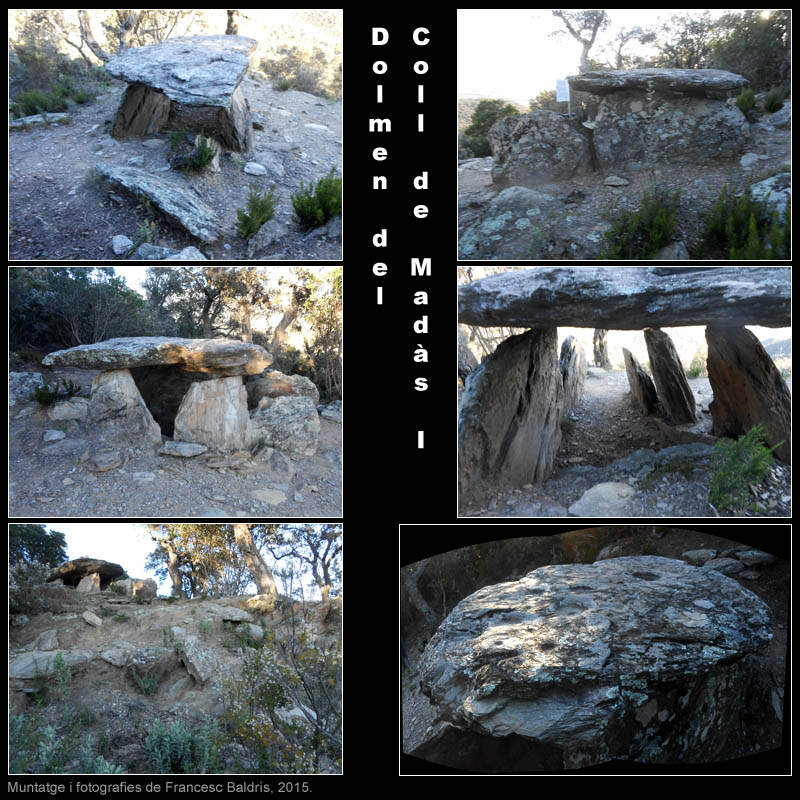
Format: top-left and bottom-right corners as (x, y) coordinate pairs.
(119, 11), (140, 51)
(240, 302), (252, 342)
(234, 524), (277, 596)
(593, 329), (611, 368)
(162, 538), (187, 598)
(226, 10), (239, 35)
(269, 306), (298, 353)
(78, 10), (111, 62)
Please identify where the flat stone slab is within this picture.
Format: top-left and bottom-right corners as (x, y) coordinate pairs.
(105, 35), (256, 107)
(42, 337), (272, 376)
(419, 556), (773, 769)
(458, 268), (790, 330)
(568, 68), (748, 97)
(92, 164), (220, 243)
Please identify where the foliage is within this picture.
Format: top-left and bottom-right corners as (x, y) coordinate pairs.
(735, 88), (756, 115)
(236, 186), (279, 239)
(77, 735), (124, 773)
(10, 87), (69, 118)
(181, 133), (218, 173)
(529, 89), (564, 113)
(143, 718), (222, 774)
(644, 12), (716, 69)
(9, 268), (155, 352)
(698, 184), (790, 260)
(33, 378), (79, 406)
(709, 10), (791, 93)
(9, 523), (68, 567)
(709, 423), (784, 511)
(128, 666), (159, 696)
(600, 185), (681, 259)
(8, 561), (54, 615)
(686, 346), (708, 379)
(459, 99), (519, 158)
(291, 168), (342, 230)
(763, 88), (785, 113)
(259, 44), (341, 99)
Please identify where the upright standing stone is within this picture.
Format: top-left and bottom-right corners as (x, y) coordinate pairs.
(89, 369), (163, 445)
(459, 328), (565, 509)
(706, 326), (791, 463)
(173, 376), (252, 452)
(643, 328), (697, 424)
(559, 336), (586, 421)
(623, 348), (659, 415)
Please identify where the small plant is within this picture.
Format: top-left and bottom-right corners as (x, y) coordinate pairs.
(764, 88), (785, 113)
(128, 665), (159, 696)
(198, 620), (213, 639)
(33, 378), (79, 406)
(600, 184), (680, 259)
(291, 167), (342, 229)
(113, 612), (130, 623)
(236, 185), (279, 238)
(736, 88), (756, 115)
(168, 128), (187, 153)
(143, 717), (221, 774)
(182, 132), (218, 173)
(709, 422), (784, 511)
(78, 735), (124, 773)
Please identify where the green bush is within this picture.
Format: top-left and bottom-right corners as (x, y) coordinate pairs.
(128, 665), (159, 696)
(182, 133), (218, 173)
(291, 167), (342, 229)
(699, 183), (790, 259)
(33, 378), (79, 406)
(764, 88), (785, 113)
(143, 718), (221, 774)
(459, 99), (519, 158)
(736, 88), (756, 115)
(259, 45), (340, 98)
(236, 185), (279, 239)
(600, 184), (681, 259)
(10, 88), (68, 117)
(709, 422), (784, 511)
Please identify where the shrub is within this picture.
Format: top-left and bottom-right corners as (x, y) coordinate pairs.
(291, 167), (342, 229)
(34, 378), (79, 406)
(709, 422), (784, 511)
(78, 735), (124, 774)
(182, 133), (218, 173)
(735, 88), (756, 115)
(128, 665), (159, 696)
(764, 88), (785, 113)
(259, 45), (340, 98)
(236, 185), (279, 238)
(144, 717), (221, 774)
(600, 184), (680, 259)
(699, 184), (790, 259)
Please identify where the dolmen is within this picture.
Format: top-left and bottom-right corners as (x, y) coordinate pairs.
(415, 556), (776, 769)
(47, 557), (124, 590)
(458, 268), (791, 507)
(106, 35), (256, 152)
(568, 68), (751, 168)
(41, 336), (319, 456)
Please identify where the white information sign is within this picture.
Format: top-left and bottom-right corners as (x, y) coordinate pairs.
(555, 79), (570, 102)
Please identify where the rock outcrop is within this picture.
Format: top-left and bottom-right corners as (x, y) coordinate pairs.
(458, 328), (566, 509)
(106, 35), (256, 152)
(458, 268), (790, 330)
(417, 555), (774, 770)
(488, 111), (590, 188)
(643, 328), (697, 424)
(706, 325), (791, 463)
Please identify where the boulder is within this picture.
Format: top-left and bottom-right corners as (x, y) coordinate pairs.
(9, 372), (45, 408)
(682, 548), (717, 566)
(43, 337), (272, 376)
(487, 111), (590, 188)
(106, 35), (256, 151)
(9, 650), (93, 680)
(418, 556), (774, 770)
(643, 328), (697, 424)
(47, 557), (124, 589)
(702, 557), (745, 575)
(250, 395), (320, 457)
(92, 164), (221, 243)
(459, 328), (564, 509)
(132, 243), (208, 260)
(244, 370), (320, 410)
(458, 268), (790, 330)
(76, 573), (101, 593)
(749, 172), (791, 223)
(567, 481), (636, 516)
(112, 577), (157, 600)
(558, 335), (586, 421)
(768, 101), (790, 128)
(705, 325), (791, 463)
(47, 397), (89, 421)
(623, 348), (659, 415)
(173, 376), (252, 453)
(82, 610), (103, 627)
(568, 68), (749, 98)
(179, 634), (218, 684)
(158, 441), (208, 457)
(89, 369), (163, 445)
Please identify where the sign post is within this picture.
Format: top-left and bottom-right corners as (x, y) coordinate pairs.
(555, 79), (570, 116)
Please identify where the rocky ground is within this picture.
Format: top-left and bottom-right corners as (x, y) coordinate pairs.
(9, 580), (341, 773)
(8, 73), (342, 261)
(458, 109), (790, 259)
(402, 528), (788, 766)
(460, 368), (791, 518)
(9, 363), (341, 518)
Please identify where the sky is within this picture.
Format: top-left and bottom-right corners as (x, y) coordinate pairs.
(457, 9), (732, 106)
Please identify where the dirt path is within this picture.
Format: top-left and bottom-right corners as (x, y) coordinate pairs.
(461, 368), (791, 518)
(9, 73), (342, 261)
(9, 364), (341, 518)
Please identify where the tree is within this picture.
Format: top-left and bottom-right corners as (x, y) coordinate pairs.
(645, 12), (715, 70)
(9, 524), (68, 567)
(601, 26), (656, 69)
(459, 99), (519, 158)
(551, 10), (611, 73)
(529, 89), (564, 113)
(233, 524), (277, 596)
